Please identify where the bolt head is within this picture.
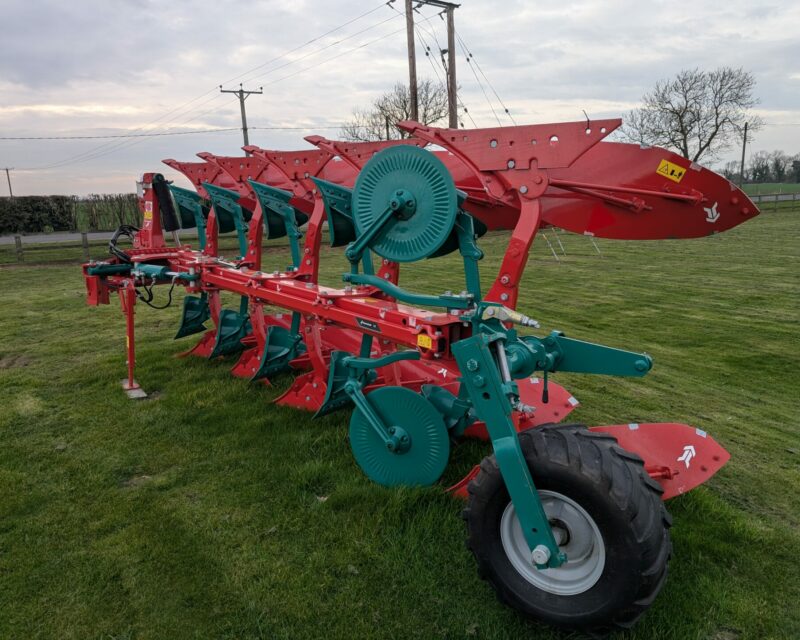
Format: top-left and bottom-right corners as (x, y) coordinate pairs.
(519, 185), (528, 194)
(500, 293), (509, 301)
(490, 139), (498, 148)
(507, 160), (516, 169)
(466, 359), (480, 372)
(473, 375), (485, 388)
(531, 544), (551, 565)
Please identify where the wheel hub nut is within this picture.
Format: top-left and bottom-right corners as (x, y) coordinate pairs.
(531, 544), (551, 565)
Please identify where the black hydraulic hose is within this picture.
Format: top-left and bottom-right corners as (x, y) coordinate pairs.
(108, 224), (140, 263)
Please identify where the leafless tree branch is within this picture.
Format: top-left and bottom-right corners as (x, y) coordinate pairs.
(620, 67), (763, 163)
(340, 80), (449, 142)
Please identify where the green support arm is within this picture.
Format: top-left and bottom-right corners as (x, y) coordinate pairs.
(514, 331), (652, 377)
(453, 334), (566, 569)
(132, 263), (199, 282)
(343, 273), (474, 310)
(86, 263), (132, 277)
(340, 350), (422, 452)
(343, 350), (420, 370)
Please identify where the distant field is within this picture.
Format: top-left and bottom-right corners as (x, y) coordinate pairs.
(742, 182), (800, 195)
(0, 213), (798, 639)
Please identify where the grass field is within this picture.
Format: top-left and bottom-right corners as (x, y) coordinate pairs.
(741, 183), (800, 196)
(1, 212), (798, 640)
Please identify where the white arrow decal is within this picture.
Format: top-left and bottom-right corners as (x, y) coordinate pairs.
(677, 445), (696, 468)
(704, 202), (720, 223)
(438, 368), (448, 378)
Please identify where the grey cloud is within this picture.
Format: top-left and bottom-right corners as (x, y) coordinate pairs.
(1, 0), (798, 194)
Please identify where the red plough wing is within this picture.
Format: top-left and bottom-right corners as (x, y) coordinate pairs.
(590, 423), (730, 499)
(542, 142), (759, 239)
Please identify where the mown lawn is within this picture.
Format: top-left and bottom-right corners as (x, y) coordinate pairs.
(1, 212), (798, 640)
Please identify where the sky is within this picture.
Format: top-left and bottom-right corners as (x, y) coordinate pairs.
(1, 0), (798, 196)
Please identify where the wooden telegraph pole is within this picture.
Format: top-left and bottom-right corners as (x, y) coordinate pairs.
(220, 84), (263, 156)
(411, 1), (460, 128)
(739, 121), (748, 187)
(404, 0), (419, 122)
(3, 167), (12, 198)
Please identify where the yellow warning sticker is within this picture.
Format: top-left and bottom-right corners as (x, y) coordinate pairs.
(417, 334), (433, 349)
(143, 210), (153, 220)
(656, 159), (686, 183)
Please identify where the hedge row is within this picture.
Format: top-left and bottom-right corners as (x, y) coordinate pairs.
(0, 196), (75, 234)
(0, 194), (139, 234)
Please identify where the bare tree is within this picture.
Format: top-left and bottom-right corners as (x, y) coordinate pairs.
(340, 80), (449, 142)
(620, 67), (762, 163)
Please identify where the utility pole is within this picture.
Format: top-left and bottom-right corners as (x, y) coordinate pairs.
(444, 5), (458, 128)
(3, 168), (12, 198)
(220, 84), (263, 156)
(739, 121), (748, 187)
(412, 0), (460, 128)
(404, 0), (418, 122)
(385, 115), (392, 141)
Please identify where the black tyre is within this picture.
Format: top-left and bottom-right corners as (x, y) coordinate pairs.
(463, 423), (672, 633)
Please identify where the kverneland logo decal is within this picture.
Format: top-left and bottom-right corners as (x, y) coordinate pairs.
(356, 318), (380, 332)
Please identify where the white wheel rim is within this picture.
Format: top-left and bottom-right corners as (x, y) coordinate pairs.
(500, 490), (605, 596)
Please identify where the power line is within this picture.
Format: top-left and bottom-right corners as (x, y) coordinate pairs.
(245, 12), (402, 84)
(412, 1), (460, 128)
(259, 23), (410, 87)
(0, 124), (363, 141)
(1, 128), (242, 140)
(219, 1), (393, 87)
(405, 7), (477, 128)
(16, 2), (398, 171)
(454, 30), (516, 125)
(413, 8), (476, 127)
(454, 35), (501, 126)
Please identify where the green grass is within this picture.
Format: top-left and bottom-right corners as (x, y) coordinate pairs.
(1, 213), (798, 640)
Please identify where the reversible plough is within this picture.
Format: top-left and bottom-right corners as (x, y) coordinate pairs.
(82, 118), (758, 632)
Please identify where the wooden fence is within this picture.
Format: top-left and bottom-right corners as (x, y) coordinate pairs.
(748, 192), (800, 211)
(11, 233), (93, 263)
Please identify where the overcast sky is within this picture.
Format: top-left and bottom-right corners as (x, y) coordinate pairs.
(1, 0), (798, 195)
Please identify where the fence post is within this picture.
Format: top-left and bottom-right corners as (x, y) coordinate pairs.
(14, 235), (23, 262)
(81, 232), (90, 261)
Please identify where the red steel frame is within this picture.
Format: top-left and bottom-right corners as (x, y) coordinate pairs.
(84, 119), (758, 500)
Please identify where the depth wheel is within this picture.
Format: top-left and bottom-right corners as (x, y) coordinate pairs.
(463, 424), (672, 633)
(349, 387), (450, 487)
